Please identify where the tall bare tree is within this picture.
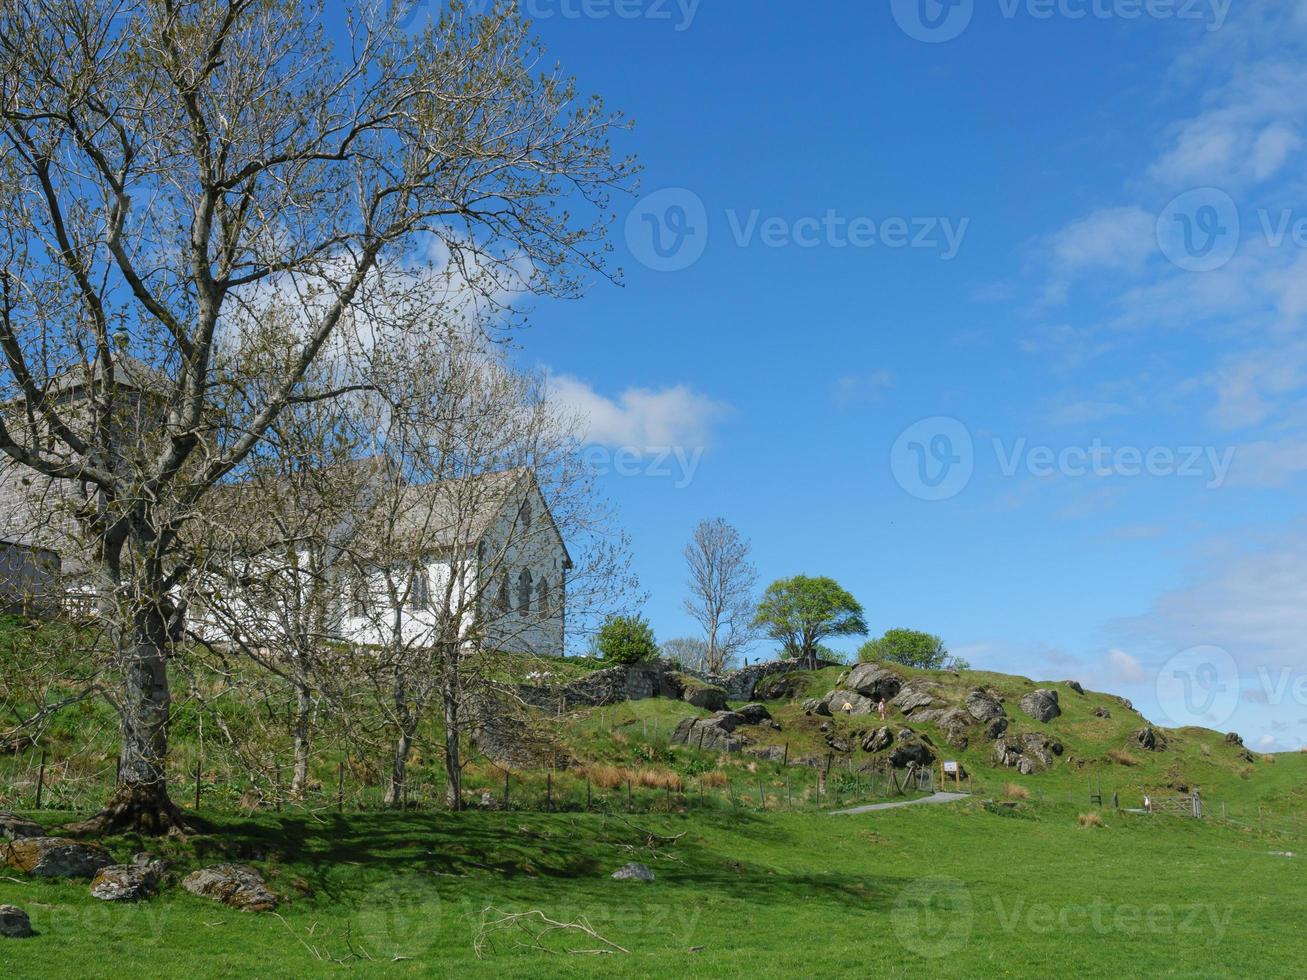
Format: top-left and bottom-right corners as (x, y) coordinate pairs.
(0, 0), (633, 830)
(683, 517), (758, 673)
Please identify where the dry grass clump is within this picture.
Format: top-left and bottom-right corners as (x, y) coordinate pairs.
(1003, 783), (1030, 800)
(1107, 748), (1139, 766)
(583, 764), (626, 790)
(634, 768), (683, 791)
(699, 770), (728, 789)
(1078, 812), (1105, 829)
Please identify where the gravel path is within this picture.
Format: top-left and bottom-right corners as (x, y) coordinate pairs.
(832, 792), (970, 815)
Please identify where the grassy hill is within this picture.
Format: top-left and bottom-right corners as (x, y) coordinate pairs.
(5, 619), (1307, 976)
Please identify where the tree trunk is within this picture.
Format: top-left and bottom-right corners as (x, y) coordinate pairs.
(70, 602), (191, 834)
(291, 681), (312, 798)
(443, 679), (462, 811)
(383, 663), (412, 808)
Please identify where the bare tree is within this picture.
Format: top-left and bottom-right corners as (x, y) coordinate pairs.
(0, 0), (633, 831)
(682, 518), (758, 673)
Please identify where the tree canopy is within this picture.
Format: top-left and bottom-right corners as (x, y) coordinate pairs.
(858, 628), (966, 670)
(753, 575), (866, 669)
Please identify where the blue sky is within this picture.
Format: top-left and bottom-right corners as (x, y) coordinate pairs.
(419, 1), (1307, 750)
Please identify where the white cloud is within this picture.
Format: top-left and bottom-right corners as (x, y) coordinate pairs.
(1047, 206), (1156, 276)
(546, 373), (731, 450)
(833, 369), (895, 405)
(1105, 648), (1148, 684)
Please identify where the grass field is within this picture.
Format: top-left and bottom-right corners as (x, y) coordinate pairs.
(2, 799), (1304, 978)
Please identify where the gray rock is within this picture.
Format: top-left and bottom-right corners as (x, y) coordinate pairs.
(671, 711), (749, 753)
(820, 689), (875, 716)
(984, 716), (1009, 740)
(1019, 689), (1061, 723)
(0, 812), (44, 841)
(1225, 731), (1243, 747)
(1093, 706), (1112, 719)
(1065, 680), (1085, 695)
(735, 703), (773, 725)
(682, 684), (728, 711)
(889, 732), (935, 769)
(1018, 732), (1063, 766)
(802, 698), (826, 716)
(1134, 726), (1167, 751)
(862, 726), (894, 753)
(754, 673), (807, 702)
(90, 861), (163, 902)
(0, 904), (32, 938)
(843, 663), (904, 702)
(1017, 757), (1037, 775)
(611, 862), (655, 882)
(2, 837), (113, 878)
(994, 733), (1062, 772)
(938, 708), (973, 749)
(182, 864), (278, 912)
(964, 689), (1005, 724)
(892, 684), (938, 715)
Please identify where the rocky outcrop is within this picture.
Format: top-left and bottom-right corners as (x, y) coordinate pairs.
(90, 854), (166, 902)
(672, 711), (749, 753)
(889, 730), (935, 768)
(1133, 726), (1167, 751)
(182, 864), (277, 912)
(994, 733), (1063, 773)
(466, 691), (565, 769)
(819, 689), (875, 716)
(1065, 680), (1085, 695)
(2, 837), (112, 878)
(862, 726), (894, 753)
(682, 684), (728, 711)
(0, 813), (43, 841)
(843, 663), (904, 702)
(891, 681), (938, 715)
(1225, 731), (1244, 747)
(1019, 689), (1061, 723)
(0, 905), (32, 938)
(984, 716), (1009, 740)
(735, 703), (773, 725)
(964, 689), (1005, 724)
(1093, 707), (1112, 719)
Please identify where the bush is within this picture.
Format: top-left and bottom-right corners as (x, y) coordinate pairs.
(594, 614), (658, 665)
(858, 628), (951, 669)
(1003, 783), (1030, 800)
(1078, 812), (1105, 829)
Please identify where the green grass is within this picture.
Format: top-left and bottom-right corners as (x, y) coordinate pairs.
(2, 801), (1304, 977)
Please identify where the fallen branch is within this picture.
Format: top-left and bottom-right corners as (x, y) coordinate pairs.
(472, 907), (629, 959)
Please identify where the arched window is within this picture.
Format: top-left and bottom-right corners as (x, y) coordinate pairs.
(517, 568), (533, 612)
(495, 570), (510, 613)
(537, 577), (551, 616)
(407, 567), (429, 611)
(521, 498), (532, 531)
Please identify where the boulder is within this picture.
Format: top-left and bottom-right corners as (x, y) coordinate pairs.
(611, 862), (655, 882)
(1018, 732), (1063, 767)
(964, 689), (1005, 724)
(754, 673), (807, 702)
(938, 708), (973, 749)
(746, 745), (788, 763)
(1225, 731), (1244, 747)
(1133, 726), (1167, 751)
(802, 698), (826, 716)
(862, 726), (894, 753)
(843, 663), (904, 702)
(1093, 707), (1112, 719)
(182, 864), (278, 912)
(1019, 689), (1061, 723)
(2, 837), (113, 879)
(983, 716), (1009, 740)
(993, 738), (1023, 768)
(888, 732), (935, 769)
(819, 689), (875, 717)
(825, 736), (852, 753)
(0, 812), (44, 841)
(0, 905), (32, 939)
(672, 711), (749, 753)
(735, 703), (773, 725)
(682, 684), (728, 711)
(1065, 680), (1085, 695)
(90, 857), (165, 902)
(993, 734), (1062, 772)
(891, 682), (938, 715)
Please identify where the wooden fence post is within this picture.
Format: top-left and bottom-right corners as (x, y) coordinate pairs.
(35, 749), (47, 810)
(504, 769), (511, 810)
(337, 761), (345, 812)
(194, 758), (202, 813)
(546, 770), (552, 811)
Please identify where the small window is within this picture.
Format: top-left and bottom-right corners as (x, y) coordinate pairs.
(352, 574), (370, 618)
(538, 577), (550, 615)
(521, 499), (532, 531)
(517, 568), (532, 612)
(495, 570), (510, 613)
(407, 568), (429, 611)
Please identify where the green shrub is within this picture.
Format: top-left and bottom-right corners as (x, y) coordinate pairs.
(595, 614), (658, 665)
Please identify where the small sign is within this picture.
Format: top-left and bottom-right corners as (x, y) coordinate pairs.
(943, 760), (959, 774)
